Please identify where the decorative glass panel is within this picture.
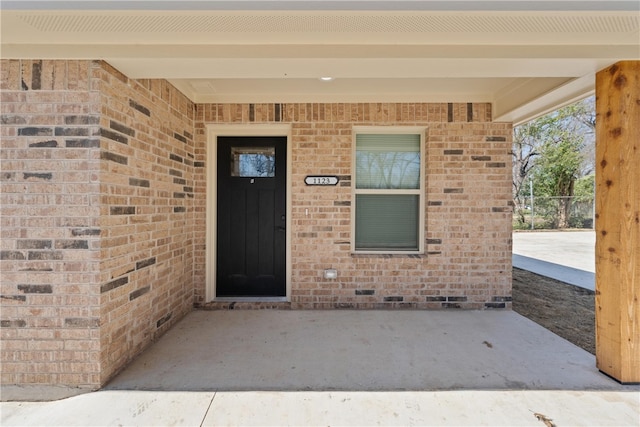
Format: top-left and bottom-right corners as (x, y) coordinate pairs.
(231, 147), (275, 177)
(356, 134), (420, 189)
(355, 194), (419, 250)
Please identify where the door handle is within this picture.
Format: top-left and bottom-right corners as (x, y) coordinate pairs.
(276, 226), (286, 233)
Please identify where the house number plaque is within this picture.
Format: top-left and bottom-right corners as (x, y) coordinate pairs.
(304, 175), (339, 186)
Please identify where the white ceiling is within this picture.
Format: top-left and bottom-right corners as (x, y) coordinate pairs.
(1, 1), (639, 124)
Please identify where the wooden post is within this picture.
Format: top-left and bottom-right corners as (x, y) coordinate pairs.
(595, 60), (640, 384)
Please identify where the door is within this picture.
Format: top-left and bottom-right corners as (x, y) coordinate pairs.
(216, 136), (287, 297)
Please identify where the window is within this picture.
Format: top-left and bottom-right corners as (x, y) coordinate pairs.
(230, 146), (275, 177)
(352, 128), (425, 253)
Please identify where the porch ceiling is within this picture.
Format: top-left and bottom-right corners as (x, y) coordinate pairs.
(1, 1), (639, 124)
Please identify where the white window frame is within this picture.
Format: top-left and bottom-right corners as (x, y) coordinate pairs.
(351, 126), (426, 254)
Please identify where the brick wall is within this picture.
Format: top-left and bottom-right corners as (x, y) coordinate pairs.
(2, 59), (512, 395)
(193, 103), (513, 309)
(94, 62), (195, 383)
(1, 60), (195, 394)
(1, 60), (103, 391)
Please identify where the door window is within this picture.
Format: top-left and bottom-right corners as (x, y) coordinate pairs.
(230, 146), (276, 177)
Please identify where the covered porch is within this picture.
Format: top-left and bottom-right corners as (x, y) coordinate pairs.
(1, 0), (638, 398)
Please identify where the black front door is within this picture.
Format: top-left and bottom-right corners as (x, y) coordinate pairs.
(216, 136), (287, 297)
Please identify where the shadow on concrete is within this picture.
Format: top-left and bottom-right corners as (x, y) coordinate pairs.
(512, 254), (595, 291)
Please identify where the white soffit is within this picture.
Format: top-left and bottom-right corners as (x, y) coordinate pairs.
(2, 1), (639, 12)
(2, 11), (638, 44)
(1, 2), (639, 124)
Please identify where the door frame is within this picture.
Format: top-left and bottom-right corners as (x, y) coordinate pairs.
(206, 124), (292, 302)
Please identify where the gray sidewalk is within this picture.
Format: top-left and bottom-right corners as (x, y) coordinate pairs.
(512, 231), (595, 290)
(2, 310), (639, 426)
(3, 389), (639, 426)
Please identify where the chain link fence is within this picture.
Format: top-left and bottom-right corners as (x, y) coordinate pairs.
(513, 196), (595, 230)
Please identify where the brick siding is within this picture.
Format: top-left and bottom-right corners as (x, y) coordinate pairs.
(193, 103), (512, 309)
(1, 60), (194, 391)
(94, 62), (195, 384)
(1, 59), (512, 393)
(1, 60), (103, 389)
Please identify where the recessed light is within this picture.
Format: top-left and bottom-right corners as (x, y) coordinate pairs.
(319, 77), (334, 82)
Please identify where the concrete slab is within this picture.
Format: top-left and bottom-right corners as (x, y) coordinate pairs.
(513, 231), (595, 290)
(203, 390), (640, 426)
(105, 310), (621, 392)
(513, 254), (595, 291)
(2, 310), (638, 426)
(2, 389), (639, 426)
(0, 391), (215, 426)
(512, 230), (595, 272)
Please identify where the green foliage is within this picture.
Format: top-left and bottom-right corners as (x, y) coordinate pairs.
(574, 174), (595, 202)
(512, 96), (595, 229)
(532, 132), (584, 198)
(514, 97), (594, 197)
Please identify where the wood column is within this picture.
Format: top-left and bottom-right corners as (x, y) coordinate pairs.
(595, 60), (640, 384)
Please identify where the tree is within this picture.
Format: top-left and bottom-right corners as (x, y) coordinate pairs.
(512, 96), (595, 229)
(574, 174), (595, 202)
(532, 131), (585, 228)
(512, 122), (541, 225)
(553, 97), (596, 176)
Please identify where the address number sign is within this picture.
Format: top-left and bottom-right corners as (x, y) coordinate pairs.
(304, 175), (339, 186)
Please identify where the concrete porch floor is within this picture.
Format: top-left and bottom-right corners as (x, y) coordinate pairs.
(2, 310), (639, 426)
